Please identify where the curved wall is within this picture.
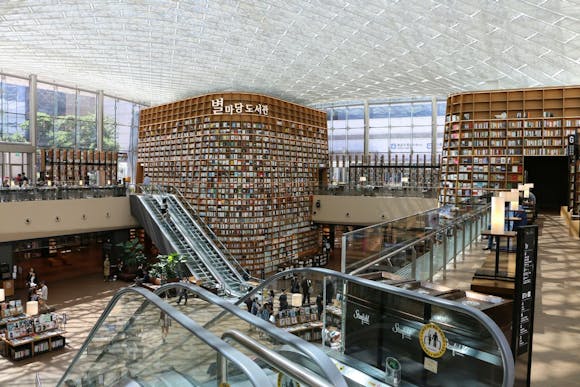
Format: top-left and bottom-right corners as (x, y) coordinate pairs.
(138, 92), (328, 276)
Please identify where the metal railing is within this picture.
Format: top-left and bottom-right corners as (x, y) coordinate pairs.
(0, 185), (126, 202)
(221, 330), (334, 387)
(235, 267), (514, 387)
(316, 184), (438, 198)
(58, 287), (272, 387)
(140, 184), (254, 283)
(348, 204), (491, 281)
(156, 282), (348, 387)
(341, 203), (491, 282)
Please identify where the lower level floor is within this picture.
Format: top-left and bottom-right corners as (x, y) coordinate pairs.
(0, 213), (578, 386)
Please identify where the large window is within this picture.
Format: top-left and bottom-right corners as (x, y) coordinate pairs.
(0, 75), (29, 143)
(322, 98), (446, 163)
(103, 97), (140, 152)
(37, 83), (97, 149)
(104, 96), (142, 182)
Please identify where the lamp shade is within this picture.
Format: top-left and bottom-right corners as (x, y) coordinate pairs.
(0, 288), (5, 302)
(491, 196), (505, 234)
(509, 189), (519, 210)
(26, 300), (39, 316)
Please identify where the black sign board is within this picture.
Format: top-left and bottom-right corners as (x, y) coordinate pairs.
(512, 225), (539, 387)
(568, 134), (577, 158)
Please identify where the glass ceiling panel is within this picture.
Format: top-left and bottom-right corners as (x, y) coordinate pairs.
(0, 0), (578, 106)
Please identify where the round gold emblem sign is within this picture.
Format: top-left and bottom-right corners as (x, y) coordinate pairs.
(419, 323), (447, 358)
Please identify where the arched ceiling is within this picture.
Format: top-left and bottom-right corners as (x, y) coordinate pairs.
(0, 0), (578, 106)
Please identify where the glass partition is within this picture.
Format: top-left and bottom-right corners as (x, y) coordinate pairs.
(242, 267), (514, 387)
(156, 282), (348, 387)
(344, 204), (491, 282)
(58, 287), (272, 387)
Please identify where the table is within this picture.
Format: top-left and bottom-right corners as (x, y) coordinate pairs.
(481, 230), (517, 276)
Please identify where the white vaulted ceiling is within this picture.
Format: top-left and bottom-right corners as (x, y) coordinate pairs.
(0, 0), (579, 106)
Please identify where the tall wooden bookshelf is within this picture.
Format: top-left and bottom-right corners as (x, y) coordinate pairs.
(138, 92), (328, 276)
(440, 86), (580, 212)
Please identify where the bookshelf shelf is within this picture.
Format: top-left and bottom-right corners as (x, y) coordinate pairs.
(138, 92), (328, 276)
(38, 148), (118, 186)
(441, 86), (580, 211)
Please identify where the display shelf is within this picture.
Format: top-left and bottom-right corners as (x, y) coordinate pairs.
(441, 86), (580, 209)
(0, 312), (65, 361)
(0, 300), (25, 321)
(38, 148), (118, 186)
(276, 305), (323, 342)
(138, 93), (328, 275)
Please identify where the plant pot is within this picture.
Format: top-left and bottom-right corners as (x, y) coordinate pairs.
(152, 277), (162, 285)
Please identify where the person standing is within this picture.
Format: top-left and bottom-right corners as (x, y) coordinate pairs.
(103, 256), (110, 281)
(160, 310), (171, 343)
(301, 276), (311, 306)
(278, 289), (289, 311)
(176, 277), (190, 305)
(143, 174), (151, 187)
(38, 281), (49, 311)
(160, 197), (169, 220)
(26, 267), (39, 288)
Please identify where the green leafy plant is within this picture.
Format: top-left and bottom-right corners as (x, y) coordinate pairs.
(150, 252), (187, 283)
(115, 238), (147, 272)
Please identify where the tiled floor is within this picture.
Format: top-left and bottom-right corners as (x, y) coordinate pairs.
(434, 213), (580, 387)
(0, 276), (127, 387)
(1, 213), (578, 386)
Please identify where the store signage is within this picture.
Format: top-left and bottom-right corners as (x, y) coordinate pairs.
(567, 134), (577, 158)
(392, 322), (413, 340)
(513, 226), (538, 356)
(211, 98), (269, 116)
(448, 341), (468, 357)
(353, 309), (370, 326)
(419, 323), (447, 358)
(512, 225), (538, 386)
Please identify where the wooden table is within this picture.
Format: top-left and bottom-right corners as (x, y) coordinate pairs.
(481, 230), (517, 276)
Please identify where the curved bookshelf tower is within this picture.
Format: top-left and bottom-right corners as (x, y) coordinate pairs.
(138, 92), (328, 276)
(440, 86), (580, 213)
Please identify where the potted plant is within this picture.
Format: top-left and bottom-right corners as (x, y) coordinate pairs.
(149, 252), (187, 284)
(115, 238), (147, 281)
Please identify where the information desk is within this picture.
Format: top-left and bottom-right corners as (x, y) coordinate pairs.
(481, 230), (517, 277)
(1, 329), (66, 360)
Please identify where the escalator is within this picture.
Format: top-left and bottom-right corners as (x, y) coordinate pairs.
(58, 285), (347, 387)
(130, 188), (246, 297)
(59, 267), (515, 386)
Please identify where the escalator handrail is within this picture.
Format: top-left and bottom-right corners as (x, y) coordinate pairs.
(222, 330), (335, 387)
(235, 267), (515, 387)
(57, 286), (273, 387)
(137, 194), (215, 284)
(155, 282), (348, 387)
(138, 185), (258, 283)
(168, 205), (227, 287)
(165, 186), (249, 281)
